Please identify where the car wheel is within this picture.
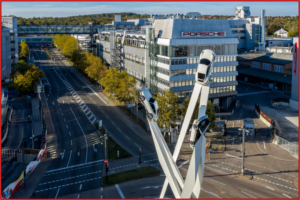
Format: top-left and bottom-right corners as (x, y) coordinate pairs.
(147, 113), (153, 119)
(140, 96), (145, 101)
(193, 124), (198, 130)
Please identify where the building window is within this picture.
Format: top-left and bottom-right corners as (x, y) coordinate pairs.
(263, 63), (271, 70)
(252, 61), (260, 68)
(274, 65), (282, 73)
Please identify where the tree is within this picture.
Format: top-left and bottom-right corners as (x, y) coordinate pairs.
(155, 89), (179, 137)
(13, 65), (44, 93)
(11, 60), (30, 76)
(70, 49), (87, 71)
(181, 96), (216, 130)
(100, 68), (119, 94)
(85, 53), (108, 88)
(19, 39), (29, 59)
(62, 36), (77, 57)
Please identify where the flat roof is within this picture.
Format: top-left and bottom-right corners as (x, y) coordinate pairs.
(237, 53), (292, 65)
(238, 68), (292, 84)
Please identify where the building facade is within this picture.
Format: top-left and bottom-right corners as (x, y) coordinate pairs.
(274, 28), (288, 37)
(290, 37), (298, 110)
(2, 28), (12, 80)
(98, 19), (240, 109)
(2, 17), (18, 65)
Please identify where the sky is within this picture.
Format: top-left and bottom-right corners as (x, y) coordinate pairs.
(2, 2), (298, 18)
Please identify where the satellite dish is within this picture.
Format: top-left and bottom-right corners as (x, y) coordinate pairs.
(186, 12), (201, 19)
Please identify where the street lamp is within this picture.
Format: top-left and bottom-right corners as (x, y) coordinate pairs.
(238, 128), (247, 175)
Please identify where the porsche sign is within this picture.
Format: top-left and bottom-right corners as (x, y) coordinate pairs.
(182, 31), (226, 37)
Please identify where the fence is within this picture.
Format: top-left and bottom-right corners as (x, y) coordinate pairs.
(274, 135), (298, 156)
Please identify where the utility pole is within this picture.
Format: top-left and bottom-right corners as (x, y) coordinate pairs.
(242, 128), (245, 175)
(209, 138), (211, 161)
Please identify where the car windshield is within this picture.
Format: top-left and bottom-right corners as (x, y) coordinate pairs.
(200, 58), (211, 66)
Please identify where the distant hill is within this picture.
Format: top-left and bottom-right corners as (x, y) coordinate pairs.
(14, 13), (151, 25)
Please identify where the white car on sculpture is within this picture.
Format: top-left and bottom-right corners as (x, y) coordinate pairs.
(189, 115), (210, 149)
(139, 88), (159, 121)
(196, 49), (216, 85)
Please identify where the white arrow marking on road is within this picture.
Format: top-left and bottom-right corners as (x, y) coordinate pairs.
(263, 141), (266, 149)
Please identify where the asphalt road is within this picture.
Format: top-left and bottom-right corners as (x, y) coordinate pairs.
(30, 48), (104, 198)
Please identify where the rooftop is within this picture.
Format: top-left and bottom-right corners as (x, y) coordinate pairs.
(238, 68), (292, 84)
(237, 52), (292, 65)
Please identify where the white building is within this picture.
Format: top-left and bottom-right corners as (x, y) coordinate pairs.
(71, 34), (92, 52)
(274, 28), (288, 37)
(290, 37), (298, 110)
(1, 17), (19, 80)
(2, 28), (12, 80)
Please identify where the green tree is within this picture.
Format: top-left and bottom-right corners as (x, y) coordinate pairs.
(19, 39), (29, 59)
(14, 65), (44, 93)
(62, 36), (77, 57)
(100, 68), (119, 95)
(11, 60), (30, 76)
(181, 96), (216, 130)
(70, 49), (88, 71)
(155, 89), (179, 136)
(85, 53), (108, 88)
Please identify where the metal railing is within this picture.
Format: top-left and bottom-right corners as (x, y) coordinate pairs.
(275, 135), (298, 156)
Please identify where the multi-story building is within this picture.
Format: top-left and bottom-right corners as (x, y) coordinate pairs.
(290, 37), (298, 110)
(2, 28), (12, 80)
(1, 17), (19, 80)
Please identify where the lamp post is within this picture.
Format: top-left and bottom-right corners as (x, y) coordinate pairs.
(239, 128), (245, 175)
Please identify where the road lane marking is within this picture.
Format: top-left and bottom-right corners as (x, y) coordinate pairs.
(79, 184), (82, 190)
(135, 143), (141, 149)
(115, 184), (125, 199)
(241, 191), (256, 198)
(64, 118), (66, 122)
(282, 194), (291, 198)
(210, 179), (226, 186)
(71, 140), (72, 145)
(266, 186), (274, 191)
(111, 121), (115, 125)
(66, 125), (68, 129)
(118, 128), (121, 132)
(67, 150), (72, 167)
(101, 187), (103, 191)
(226, 154), (241, 159)
(178, 160), (189, 168)
(61, 149), (65, 160)
(263, 141), (266, 149)
(69, 132), (71, 136)
(124, 135), (130, 140)
(106, 115), (109, 119)
(77, 194), (80, 199)
(201, 188), (222, 199)
(70, 107), (88, 163)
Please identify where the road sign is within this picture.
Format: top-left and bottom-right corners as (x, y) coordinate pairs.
(104, 160), (107, 164)
(127, 104), (133, 108)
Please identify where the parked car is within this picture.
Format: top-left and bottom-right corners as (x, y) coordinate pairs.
(189, 115), (210, 149)
(139, 88), (159, 121)
(196, 49), (215, 85)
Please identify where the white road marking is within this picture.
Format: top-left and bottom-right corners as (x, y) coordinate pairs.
(101, 187), (103, 192)
(106, 115), (109, 119)
(66, 125), (68, 128)
(201, 188), (222, 199)
(101, 110), (104, 113)
(77, 194), (80, 199)
(263, 141), (266, 149)
(210, 179), (226, 186)
(282, 194), (292, 198)
(71, 140), (72, 145)
(118, 128), (121, 132)
(266, 186), (274, 191)
(79, 184), (82, 190)
(226, 154), (241, 159)
(55, 188), (60, 198)
(111, 121), (115, 125)
(93, 144), (97, 152)
(124, 135), (130, 140)
(70, 107), (88, 163)
(62, 113), (63, 116)
(69, 132), (71, 136)
(61, 149), (65, 160)
(135, 143), (141, 149)
(241, 191), (256, 198)
(64, 118), (66, 122)
(67, 150), (72, 167)
(101, 195), (103, 199)
(115, 184), (125, 199)
(178, 160), (189, 168)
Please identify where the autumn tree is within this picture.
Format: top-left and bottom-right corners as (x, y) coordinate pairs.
(11, 60), (31, 76)
(85, 53), (108, 88)
(62, 36), (77, 57)
(19, 39), (29, 60)
(70, 49), (87, 71)
(14, 65), (44, 93)
(155, 89), (179, 136)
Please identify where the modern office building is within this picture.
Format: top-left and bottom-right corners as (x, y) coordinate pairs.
(96, 6), (267, 109)
(2, 28), (12, 80)
(2, 17), (19, 64)
(290, 37), (298, 110)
